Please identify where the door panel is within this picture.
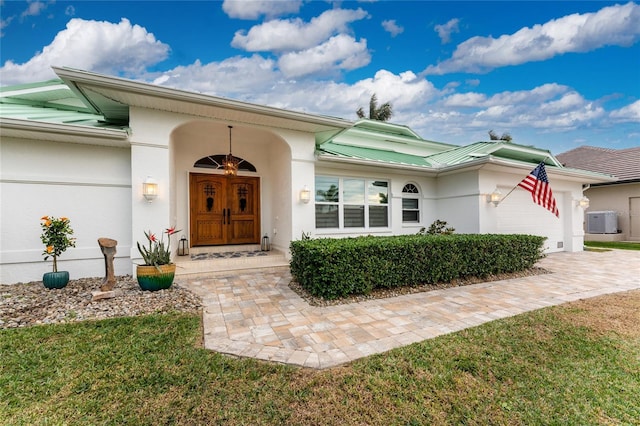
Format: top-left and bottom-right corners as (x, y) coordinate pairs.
(630, 197), (640, 240)
(228, 178), (260, 244)
(190, 173), (260, 246)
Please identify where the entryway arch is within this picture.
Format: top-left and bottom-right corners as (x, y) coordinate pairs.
(170, 120), (292, 251)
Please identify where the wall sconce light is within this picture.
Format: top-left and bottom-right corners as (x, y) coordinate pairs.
(300, 185), (311, 204)
(577, 196), (590, 209)
(488, 187), (502, 206)
(142, 176), (158, 202)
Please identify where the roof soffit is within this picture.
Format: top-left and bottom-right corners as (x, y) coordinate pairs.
(53, 67), (352, 134)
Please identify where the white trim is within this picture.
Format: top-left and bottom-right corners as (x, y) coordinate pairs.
(1, 177), (130, 188)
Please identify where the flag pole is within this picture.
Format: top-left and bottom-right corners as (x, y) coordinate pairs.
(494, 158), (550, 207)
(494, 185), (519, 206)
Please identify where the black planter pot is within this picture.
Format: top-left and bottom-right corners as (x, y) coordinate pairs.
(43, 271), (69, 289)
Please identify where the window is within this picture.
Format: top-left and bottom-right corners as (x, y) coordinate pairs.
(194, 155), (257, 172)
(315, 176), (389, 229)
(402, 183), (420, 223)
(315, 176), (339, 228)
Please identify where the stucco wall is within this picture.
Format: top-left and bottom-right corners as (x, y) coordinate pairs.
(478, 167), (586, 252)
(436, 170), (481, 233)
(0, 137), (132, 284)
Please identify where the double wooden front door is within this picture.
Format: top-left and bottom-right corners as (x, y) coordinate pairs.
(189, 173), (260, 246)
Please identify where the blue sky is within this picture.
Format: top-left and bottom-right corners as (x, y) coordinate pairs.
(1, 1), (639, 155)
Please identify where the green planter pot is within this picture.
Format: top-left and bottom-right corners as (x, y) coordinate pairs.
(43, 271), (69, 289)
(136, 264), (176, 291)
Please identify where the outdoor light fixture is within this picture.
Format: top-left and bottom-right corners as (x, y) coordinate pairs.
(488, 188), (502, 206)
(224, 125), (239, 177)
(577, 196), (590, 209)
(142, 176), (158, 202)
(177, 235), (189, 256)
(300, 185), (311, 203)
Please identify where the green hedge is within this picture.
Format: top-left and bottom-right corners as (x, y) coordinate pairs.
(290, 234), (546, 300)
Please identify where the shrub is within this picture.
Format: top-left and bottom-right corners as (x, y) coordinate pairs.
(290, 234), (546, 300)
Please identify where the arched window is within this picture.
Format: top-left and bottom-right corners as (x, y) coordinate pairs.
(402, 183), (420, 223)
(194, 155), (257, 172)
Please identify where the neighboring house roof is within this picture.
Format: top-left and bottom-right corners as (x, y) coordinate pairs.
(556, 146), (640, 183)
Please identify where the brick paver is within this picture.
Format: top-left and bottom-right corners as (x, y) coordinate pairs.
(181, 250), (640, 369)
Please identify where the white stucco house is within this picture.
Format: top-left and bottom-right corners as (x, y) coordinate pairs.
(0, 68), (612, 284)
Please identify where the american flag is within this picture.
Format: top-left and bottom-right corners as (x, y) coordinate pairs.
(518, 162), (559, 218)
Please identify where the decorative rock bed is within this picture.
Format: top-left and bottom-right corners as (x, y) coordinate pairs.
(0, 276), (202, 329)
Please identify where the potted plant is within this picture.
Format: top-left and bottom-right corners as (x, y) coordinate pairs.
(136, 227), (180, 291)
(40, 215), (76, 289)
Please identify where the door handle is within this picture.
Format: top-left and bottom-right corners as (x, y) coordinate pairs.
(223, 209), (226, 225)
(226, 208), (231, 225)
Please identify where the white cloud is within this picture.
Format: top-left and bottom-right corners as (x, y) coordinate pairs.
(1, 14), (14, 37)
(21, 1), (47, 19)
(382, 19), (404, 37)
(465, 89), (605, 131)
(222, 0), (302, 20)
(0, 18), (169, 85)
(443, 92), (487, 108)
(2, 8), (632, 151)
(434, 18), (459, 44)
(278, 34), (370, 78)
(231, 8), (369, 52)
(610, 100), (640, 122)
(443, 83), (568, 108)
(65, 5), (76, 16)
(425, 2), (640, 75)
(149, 55), (279, 99)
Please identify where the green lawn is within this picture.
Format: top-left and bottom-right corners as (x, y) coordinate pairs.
(584, 240), (640, 251)
(2, 294), (639, 425)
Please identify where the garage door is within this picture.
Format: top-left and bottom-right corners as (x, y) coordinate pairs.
(496, 189), (565, 252)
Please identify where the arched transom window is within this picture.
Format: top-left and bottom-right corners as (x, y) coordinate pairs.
(194, 155), (257, 172)
(402, 183), (420, 223)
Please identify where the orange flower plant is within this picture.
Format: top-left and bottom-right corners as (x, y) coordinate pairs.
(40, 216), (76, 272)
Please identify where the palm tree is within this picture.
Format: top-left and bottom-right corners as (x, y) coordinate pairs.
(356, 94), (393, 122)
(488, 129), (512, 142)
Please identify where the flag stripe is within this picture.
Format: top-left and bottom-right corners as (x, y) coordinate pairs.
(517, 162), (559, 217)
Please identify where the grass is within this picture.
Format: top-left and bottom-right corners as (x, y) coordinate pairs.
(584, 240), (640, 251)
(2, 292), (640, 425)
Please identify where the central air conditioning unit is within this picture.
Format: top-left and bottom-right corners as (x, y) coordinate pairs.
(586, 211), (617, 234)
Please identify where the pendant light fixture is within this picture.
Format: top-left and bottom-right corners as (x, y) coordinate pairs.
(224, 125), (239, 177)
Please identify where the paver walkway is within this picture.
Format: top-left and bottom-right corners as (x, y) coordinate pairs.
(182, 249), (640, 369)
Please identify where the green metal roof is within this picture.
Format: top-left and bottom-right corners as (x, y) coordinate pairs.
(0, 79), (127, 131)
(426, 141), (559, 167)
(318, 142), (433, 167)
